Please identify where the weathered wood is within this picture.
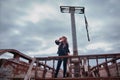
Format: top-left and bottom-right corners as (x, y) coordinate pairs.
(35, 77), (120, 80)
(0, 49), (120, 79)
(36, 53), (120, 60)
(24, 58), (36, 80)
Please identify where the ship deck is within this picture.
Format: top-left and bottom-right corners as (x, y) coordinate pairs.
(0, 49), (120, 80)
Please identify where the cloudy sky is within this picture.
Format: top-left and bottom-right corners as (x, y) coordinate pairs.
(0, 0), (120, 58)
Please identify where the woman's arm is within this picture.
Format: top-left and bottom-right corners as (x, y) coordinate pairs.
(55, 40), (60, 45)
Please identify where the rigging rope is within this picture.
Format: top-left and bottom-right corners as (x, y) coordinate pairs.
(84, 13), (90, 41)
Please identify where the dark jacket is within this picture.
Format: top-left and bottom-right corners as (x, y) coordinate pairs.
(55, 40), (70, 56)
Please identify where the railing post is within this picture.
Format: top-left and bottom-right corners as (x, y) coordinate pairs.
(35, 60), (39, 79)
(87, 57), (90, 77)
(105, 57), (111, 77)
(13, 54), (20, 61)
(43, 60), (47, 78)
(115, 61), (119, 77)
(52, 59), (55, 78)
(96, 57), (100, 77)
(114, 57), (119, 77)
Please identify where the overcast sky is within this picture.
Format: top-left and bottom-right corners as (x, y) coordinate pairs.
(0, 0), (120, 58)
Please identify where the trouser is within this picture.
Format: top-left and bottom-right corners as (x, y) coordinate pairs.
(55, 57), (68, 78)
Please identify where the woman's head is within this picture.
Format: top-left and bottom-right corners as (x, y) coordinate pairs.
(59, 36), (67, 43)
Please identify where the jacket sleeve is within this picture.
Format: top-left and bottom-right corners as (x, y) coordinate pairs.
(55, 40), (60, 45)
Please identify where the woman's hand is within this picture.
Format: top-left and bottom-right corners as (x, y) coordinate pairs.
(67, 53), (70, 56)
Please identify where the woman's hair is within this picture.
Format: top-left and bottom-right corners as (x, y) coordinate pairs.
(61, 36), (68, 44)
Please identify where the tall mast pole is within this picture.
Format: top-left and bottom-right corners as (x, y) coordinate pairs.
(70, 9), (78, 56)
(60, 6), (87, 77)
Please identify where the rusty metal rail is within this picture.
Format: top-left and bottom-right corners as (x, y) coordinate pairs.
(35, 77), (120, 80)
(6, 77), (120, 80)
(0, 49), (120, 80)
(0, 49), (54, 80)
(0, 49), (32, 61)
(35, 53), (120, 79)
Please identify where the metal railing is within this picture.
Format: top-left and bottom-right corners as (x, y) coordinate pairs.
(35, 53), (120, 79)
(0, 49), (54, 80)
(0, 49), (120, 80)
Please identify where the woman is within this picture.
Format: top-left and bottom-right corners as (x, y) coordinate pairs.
(55, 36), (70, 78)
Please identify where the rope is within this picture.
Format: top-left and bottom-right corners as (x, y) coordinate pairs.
(84, 13), (90, 41)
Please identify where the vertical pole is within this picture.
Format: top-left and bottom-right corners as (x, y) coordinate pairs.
(70, 11), (80, 77)
(105, 57), (111, 77)
(113, 56), (119, 77)
(96, 57), (100, 77)
(53, 59), (55, 78)
(35, 60), (39, 79)
(70, 12), (78, 56)
(115, 59), (119, 77)
(87, 57), (90, 77)
(43, 60), (47, 78)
